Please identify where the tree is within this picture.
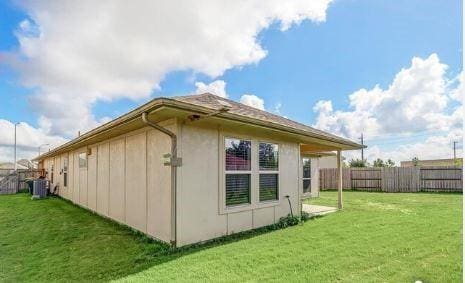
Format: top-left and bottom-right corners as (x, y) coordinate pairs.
(386, 159), (395, 167)
(373, 158), (396, 167)
(412, 157), (419, 167)
(349, 158), (367, 167)
(372, 158), (385, 167)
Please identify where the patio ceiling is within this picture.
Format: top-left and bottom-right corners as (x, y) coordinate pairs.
(300, 143), (340, 155)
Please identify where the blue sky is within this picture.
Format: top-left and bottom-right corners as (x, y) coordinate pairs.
(0, 0), (462, 163)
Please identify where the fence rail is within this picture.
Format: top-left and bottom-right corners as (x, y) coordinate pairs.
(320, 166), (462, 193)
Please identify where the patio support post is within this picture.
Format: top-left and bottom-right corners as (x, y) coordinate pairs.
(337, 150), (343, 209)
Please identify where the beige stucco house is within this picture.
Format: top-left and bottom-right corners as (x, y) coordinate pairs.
(34, 93), (362, 247)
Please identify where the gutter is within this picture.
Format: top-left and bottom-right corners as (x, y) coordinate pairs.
(34, 96), (363, 162)
(161, 100), (364, 150)
(142, 112), (181, 247)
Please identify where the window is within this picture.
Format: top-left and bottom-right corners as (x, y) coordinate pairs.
(225, 138), (251, 206)
(302, 158), (311, 194)
(226, 174), (251, 206)
(259, 143), (278, 171)
(51, 164), (54, 184)
(63, 157), (68, 187)
(259, 174), (278, 201)
(79, 152), (87, 168)
(259, 143), (279, 202)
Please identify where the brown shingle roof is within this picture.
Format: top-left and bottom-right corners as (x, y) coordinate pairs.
(172, 93), (361, 148)
(34, 92), (362, 161)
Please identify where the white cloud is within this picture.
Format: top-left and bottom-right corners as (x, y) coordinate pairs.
(3, 0), (332, 137)
(0, 120), (68, 162)
(313, 54), (463, 163)
(195, 80), (267, 110)
(195, 80), (227, 98)
(449, 71), (464, 102)
(240, 94), (265, 110)
(314, 54), (461, 138)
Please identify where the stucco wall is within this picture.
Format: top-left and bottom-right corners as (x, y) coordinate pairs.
(177, 122), (301, 246)
(42, 122), (174, 243)
(310, 158), (320, 197)
(42, 119), (320, 247)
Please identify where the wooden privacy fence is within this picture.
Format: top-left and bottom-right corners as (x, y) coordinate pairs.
(0, 169), (44, 194)
(320, 166), (463, 193)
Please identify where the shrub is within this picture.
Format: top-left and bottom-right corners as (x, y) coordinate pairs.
(277, 214), (300, 228)
(300, 211), (310, 222)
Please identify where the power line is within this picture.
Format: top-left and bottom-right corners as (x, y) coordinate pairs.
(364, 131), (452, 143)
(368, 136), (464, 147)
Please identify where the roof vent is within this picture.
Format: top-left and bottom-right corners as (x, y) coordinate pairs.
(217, 100), (232, 112)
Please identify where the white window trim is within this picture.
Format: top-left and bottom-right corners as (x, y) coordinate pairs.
(63, 154), (69, 188)
(219, 133), (281, 215)
(78, 151), (88, 169)
(301, 156), (312, 199)
(258, 142), (280, 204)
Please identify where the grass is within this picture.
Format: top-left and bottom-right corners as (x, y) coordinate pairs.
(0, 191), (462, 282)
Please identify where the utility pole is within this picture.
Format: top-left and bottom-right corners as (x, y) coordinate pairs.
(453, 141), (457, 166)
(359, 133), (364, 162)
(38, 144), (50, 156)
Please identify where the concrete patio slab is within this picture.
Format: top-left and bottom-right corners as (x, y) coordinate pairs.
(302, 204), (338, 216)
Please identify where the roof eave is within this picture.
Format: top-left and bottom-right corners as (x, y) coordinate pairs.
(161, 98), (364, 150)
(34, 97), (363, 161)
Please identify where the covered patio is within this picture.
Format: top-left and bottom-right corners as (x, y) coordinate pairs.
(300, 143), (345, 209)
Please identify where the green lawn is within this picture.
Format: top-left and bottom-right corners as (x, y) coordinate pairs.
(0, 192), (462, 282)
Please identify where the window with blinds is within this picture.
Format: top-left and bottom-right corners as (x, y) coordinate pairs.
(225, 138), (251, 171)
(302, 158), (311, 194)
(259, 174), (278, 201)
(259, 143), (278, 170)
(225, 174), (250, 206)
(225, 138), (251, 206)
(259, 142), (278, 202)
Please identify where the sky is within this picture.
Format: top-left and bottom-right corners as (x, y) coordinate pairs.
(0, 0), (462, 165)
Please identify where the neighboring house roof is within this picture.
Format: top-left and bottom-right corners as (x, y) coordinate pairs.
(34, 93), (364, 161)
(17, 159), (36, 169)
(0, 162), (29, 170)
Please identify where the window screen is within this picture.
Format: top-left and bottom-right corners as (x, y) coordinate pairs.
(225, 138), (251, 207)
(258, 142), (279, 202)
(303, 179), (311, 194)
(64, 157), (68, 172)
(225, 174), (250, 206)
(259, 143), (278, 170)
(259, 174), (278, 201)
(225, 138), (251, 171)
(302, 158), (311, 194)
(63, 157), (68, 187)
(303, 158), (311, 178)
(64, 173), (68, 187)
(79, 152), (87, 168)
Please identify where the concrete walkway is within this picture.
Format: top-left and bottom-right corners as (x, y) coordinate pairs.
(302, 204), (338, 216)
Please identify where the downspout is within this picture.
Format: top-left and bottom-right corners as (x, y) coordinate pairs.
(142, 112), (181, 247)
